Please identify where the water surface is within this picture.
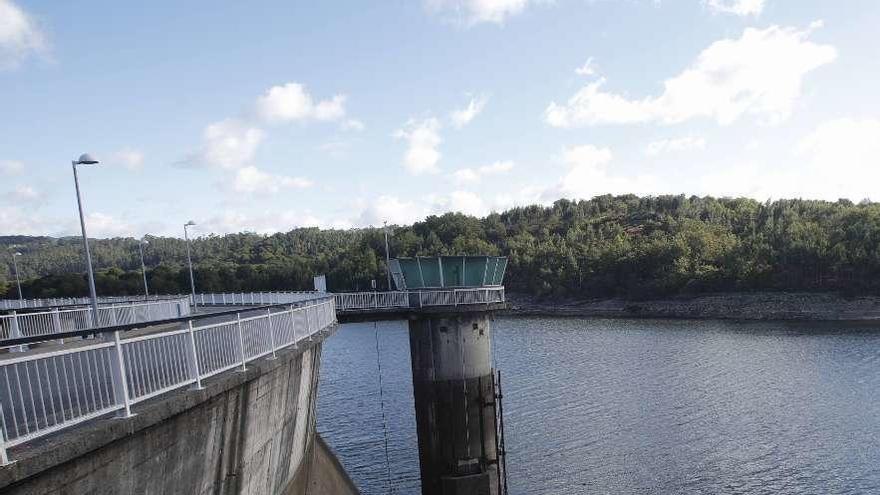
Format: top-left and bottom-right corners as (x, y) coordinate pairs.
(317, 317), (880, 494)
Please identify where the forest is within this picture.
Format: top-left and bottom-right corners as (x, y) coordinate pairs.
(2, 195), (879, 301)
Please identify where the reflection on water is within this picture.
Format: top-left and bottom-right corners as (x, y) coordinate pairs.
(318, 317), (880, 494)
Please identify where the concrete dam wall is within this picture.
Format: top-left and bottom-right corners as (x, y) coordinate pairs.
(0, 331), (358, 495)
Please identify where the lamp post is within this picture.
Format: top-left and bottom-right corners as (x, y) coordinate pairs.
(383, 221), (392, 290)
(138, 238), (150, 300)
(183, 221), (197, 306)
(72, 153), (101, 328)
(11, 251), (23, 300)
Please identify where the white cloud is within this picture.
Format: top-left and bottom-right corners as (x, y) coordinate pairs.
(791, 118), (880, 201)
(6, 184), (41, 204)
(450, 95), (489, 128)
(452, 160), (515, 184)
(84, 212), (135, 238)
(575, 57), (597, 77)
(0, 159), (24, 175)
(442, 190), (489, 217)
(394, 118), (442, 175)
(545, 24), (836, 127)
(427, 0), (533, 25)
(198, 209), (343, 235)
(0, 0), (47, 69)
(314, 94), (347, 121)
(110, 148), (145, 171)
(453, 168), (481, 184)
(706, 0), (765, 16)
(231, 166), (312, 195)
(254, 82), (347, 123)
(550, 145), (659, 200)
(357, 195), (430, 226)
(645, 136), (706, 156)
(318, 140), (350, 158)
(341, 119), (365, 132)
(195, 118), (264, 169)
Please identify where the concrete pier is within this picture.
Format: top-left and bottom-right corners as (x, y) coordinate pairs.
(408, 312), (500, 495)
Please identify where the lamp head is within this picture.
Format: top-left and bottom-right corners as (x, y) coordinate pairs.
(13, 252), (22, 256)
(75, 153), (99, 165)
(141, 238), (149, 245)
(184, 220), (196, 227)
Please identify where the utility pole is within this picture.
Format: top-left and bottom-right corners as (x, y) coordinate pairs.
(138, 238), (150, 299)
(71, 154), (101, 328)
(11, 251), (23, 300)
(384, 221), (392, 290)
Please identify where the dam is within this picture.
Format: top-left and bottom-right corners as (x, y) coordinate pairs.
(0, 256), (508, 495)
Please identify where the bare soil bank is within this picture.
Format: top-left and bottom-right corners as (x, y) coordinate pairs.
(504, 292), (880, 321)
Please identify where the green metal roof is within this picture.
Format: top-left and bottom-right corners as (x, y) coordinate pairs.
(389, 256), (507, 290)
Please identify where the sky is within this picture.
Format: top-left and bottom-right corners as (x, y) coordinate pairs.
(1, 0), (879, 238)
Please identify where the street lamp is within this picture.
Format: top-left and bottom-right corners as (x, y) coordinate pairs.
(383, 221), (392, 290)
(138, 238), (150, 300)
(72, 153), (101, 328)
(183, 221), (197, 306)
(11, 251), (23, 300)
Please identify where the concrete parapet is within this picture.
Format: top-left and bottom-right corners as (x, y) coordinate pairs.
(0, 326), (340, 495)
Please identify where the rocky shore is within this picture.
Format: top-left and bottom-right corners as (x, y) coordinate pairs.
(504, 292), (880, 321)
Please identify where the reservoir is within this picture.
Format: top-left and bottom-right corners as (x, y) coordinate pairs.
(318, 317), (880, 494)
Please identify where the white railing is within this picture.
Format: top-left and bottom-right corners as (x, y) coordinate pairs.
(332, 291), (410, 310)
(194, 291), (323, 306)
(0, 297), (192, 342)
(0, 295), (178, 312)
(0, 297), (336, 464)
(332, 287), (505, 312)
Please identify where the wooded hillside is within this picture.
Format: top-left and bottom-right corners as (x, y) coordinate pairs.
(2, 195), (879, 300)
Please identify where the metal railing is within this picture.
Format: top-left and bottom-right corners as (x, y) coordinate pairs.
(0, 297), (192, 341)
(194, 291), (324, 306)
(0, 297), (336, 464)
(333, 287), (505, 311)
(0, 295), (177, 312)
(332, 291), (410, 310)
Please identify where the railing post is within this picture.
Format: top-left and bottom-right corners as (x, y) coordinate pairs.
(222, 293), (227, 305)
(9, 310), (25, 353)
(109, 305), (118, 326)
(266, 308), (277, 359)
(52, 307), (62, 332)
(289, 304), (298, 348)
(306, 305), (313, 341)
(211, 293), (216, 305)
(186, 320), (204, 390)
(10, 310), (21, 340)
(110, 330), (135, 418)
(0, 402), (13, 466)
(236, 313), (247, 371)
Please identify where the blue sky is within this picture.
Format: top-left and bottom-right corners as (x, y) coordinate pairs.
(1, 0), (879, 238)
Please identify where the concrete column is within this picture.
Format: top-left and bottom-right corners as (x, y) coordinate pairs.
(408, 312), (500, 495)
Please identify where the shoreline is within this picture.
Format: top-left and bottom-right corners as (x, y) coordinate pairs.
(501, 291), (880, 322)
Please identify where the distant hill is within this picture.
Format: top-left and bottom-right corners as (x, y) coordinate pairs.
(3, 195), (879, 299)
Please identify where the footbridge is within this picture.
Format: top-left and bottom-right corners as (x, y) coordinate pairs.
(0, 256), (509, 495)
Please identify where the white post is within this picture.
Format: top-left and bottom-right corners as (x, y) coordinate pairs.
(289, 305), (298, 349)
(52, 307), (62, 332)
(236, 313), (247, 371)
(266, 308), (277, 359)
(0, 402), (12, 466)
(110, 330), (135, 418)
(306, 305), (313, 341)
(186, 320), (204, 390)
(9, 310), (21, 340)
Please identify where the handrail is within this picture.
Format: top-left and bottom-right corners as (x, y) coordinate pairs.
(0, 297), (193, 342)
(333, 287), (506, 311)
(0, 295), (182, 312)
(0, 297), (337, 464)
